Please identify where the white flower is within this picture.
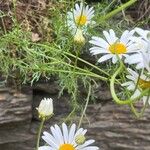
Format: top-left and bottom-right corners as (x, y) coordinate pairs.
(37, 98), (53, 119)
(125, 28), (150, 69)
(122, 68), (150, 105)
(67, 3), (94, 34)
(89, 29), (138, 64)
(74, 29), (85, 44)
(39, 123), (99, 150)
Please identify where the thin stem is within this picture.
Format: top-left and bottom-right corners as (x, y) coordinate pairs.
(101, 0), (137, 21)
(64, 107), (76, 123)
(64, 52), (110, 77)
(78, 83), (91, 129)
(130, 90), (150, 118)
(1, 17), (7, 34)
(36, 118), (45, 150)
(36, 68), (108, 81)
(130, 103), (147, 118)
(32, 43), (110, 77)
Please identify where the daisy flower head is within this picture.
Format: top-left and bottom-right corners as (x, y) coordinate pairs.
(89, 29), (138, 64)
(67, 3), (95, 34)
(39, 123), (99, 150)
(122, 68), (150, 105)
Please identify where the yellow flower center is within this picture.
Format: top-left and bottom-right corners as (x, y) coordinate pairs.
(109, 43), (127, 54)
(138, 79), (150, 90)
(59, 144), (75, 150)
(75, 15), (87, 26)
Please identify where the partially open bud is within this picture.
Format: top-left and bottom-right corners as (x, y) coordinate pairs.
(75, 134), (86, 145)
(36, 98), (53, 119)
(74, 29), (85, 45)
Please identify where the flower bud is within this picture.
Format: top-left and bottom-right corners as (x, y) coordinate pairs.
(37, 98), (53, 119)
(74, 29), (85, 45)
(75, 134), (86, 145)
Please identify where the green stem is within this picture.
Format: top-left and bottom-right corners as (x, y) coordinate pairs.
(64, 107), (76, 122)
(110, 62), (149, 105)
(130, 90), (150, 118)
(33, 43), (110, 77)
(36, 67), (108, 81)
(36, 118), (45, 150)
(78, 83), (91, 129)
(101, 0), (137, 21)
(64, 52), (110, 77)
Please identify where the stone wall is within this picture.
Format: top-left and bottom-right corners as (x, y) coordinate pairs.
(0, 83), (150, 150)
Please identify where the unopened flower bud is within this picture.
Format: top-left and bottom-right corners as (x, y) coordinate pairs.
(36, 98), (53, 119)
(74, 29), (85, 45)
(75, 134), (86, 145)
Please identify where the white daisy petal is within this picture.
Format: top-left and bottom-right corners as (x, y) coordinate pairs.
(62, 123), (69, 143)
(103, 30), (114, 44)
(43, 131), (59, 145)
(90, 36), (108, 48)
(81, 146), (99, 150)
(68, 124), (76, 143)
(40, 123), (98, 150)
(42, 136), (58, 149)
(38, 146), (54, 150)
(54, 124), (64, 144)
(98, 54), (113, 63)
(76, 140), (95, 149)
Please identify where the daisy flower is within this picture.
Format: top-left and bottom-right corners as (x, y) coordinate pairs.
(125, 28), (150, 69)
(122, 68), (150, 105)
(39, 123), (99, 150)
(67, 3), (94, 34)
(89, 29), (138, 64)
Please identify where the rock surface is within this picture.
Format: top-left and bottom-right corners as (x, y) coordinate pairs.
(0, 84), (150, 150)
(0, 86), (33, 150)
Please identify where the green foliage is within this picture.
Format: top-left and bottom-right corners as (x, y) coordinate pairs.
(0, 0), (148, 119)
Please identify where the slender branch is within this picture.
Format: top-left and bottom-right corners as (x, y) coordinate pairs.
(34, 43), (110, 77)
(78, 83), (91, 129)
(130, 90), (150, 118)
(36, 118), (45, 150)
(64, 52), (110, 77)
(101, 0), (137, 21)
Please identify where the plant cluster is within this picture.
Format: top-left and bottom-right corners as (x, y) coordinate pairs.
(0, 0), (149, 118)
